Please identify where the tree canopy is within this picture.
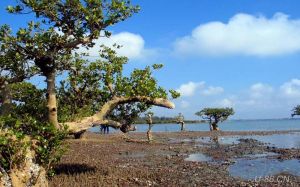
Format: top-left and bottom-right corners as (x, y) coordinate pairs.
(291, 105), (300, 117)
(1, 0), (140, 128)
(195, 108), (234, 131)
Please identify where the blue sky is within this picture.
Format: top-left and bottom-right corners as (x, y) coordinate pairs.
(1, 0), (300, 119)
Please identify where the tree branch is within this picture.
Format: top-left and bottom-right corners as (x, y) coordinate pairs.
(63, 96), (175, 134)
(63, 36), (93, 49)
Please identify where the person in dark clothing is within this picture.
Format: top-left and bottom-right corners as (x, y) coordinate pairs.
(100, 125), (109, 134)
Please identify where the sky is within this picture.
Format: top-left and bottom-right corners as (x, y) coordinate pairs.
(1, 0), (300, 119)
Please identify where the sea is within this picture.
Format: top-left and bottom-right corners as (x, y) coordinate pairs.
(89, 118), (300, 133)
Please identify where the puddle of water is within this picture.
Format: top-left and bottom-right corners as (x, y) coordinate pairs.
(229, 158), (300, 180)
(185, 153), (212, 162)
(169, 138), (193, 143)
(196, 136), (243, 145)
(244, 152), (279, 158)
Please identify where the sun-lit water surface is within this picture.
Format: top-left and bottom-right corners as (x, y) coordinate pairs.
(229, 158), (300, 180)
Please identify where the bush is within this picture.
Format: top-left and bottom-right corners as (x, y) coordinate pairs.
(0, 116), (67, 176)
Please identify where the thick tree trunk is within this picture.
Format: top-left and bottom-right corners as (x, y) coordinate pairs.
(211, 122), (219, 131)
(0, 82), (12, 116)
(46, 71), (59, 128)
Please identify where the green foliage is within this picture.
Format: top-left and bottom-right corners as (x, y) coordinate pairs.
(291, 105), (300, 117)
(2, 0), (140, 76)
(169, 89), (180, 99)
(58, 46), (177, 125)
(195, 107), (234, 123)
(9, 82), (48, 122)
(152, 64), (163, 70)
(0, 116), (67, 174)
(0, 128), (29, 171)
(0, 82), (67, 173)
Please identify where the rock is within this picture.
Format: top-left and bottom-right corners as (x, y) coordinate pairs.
(0, 167), (12, 187)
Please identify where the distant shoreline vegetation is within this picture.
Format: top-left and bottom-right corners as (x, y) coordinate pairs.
(133, 117), (300, 125)
(134, 116), (206, 124)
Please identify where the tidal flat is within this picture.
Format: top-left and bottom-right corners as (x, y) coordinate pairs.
(50, 131), (300, 187)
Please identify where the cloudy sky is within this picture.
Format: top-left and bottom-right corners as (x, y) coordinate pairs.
(1, 0), (300, 119)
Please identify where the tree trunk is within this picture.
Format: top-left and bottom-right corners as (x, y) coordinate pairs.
(147, 124), (153, 142)
(211, 122), (219, 131)
(46, 71), (59, 129)
(74, 131), (86, 139)
(180, 122), (185, 131)
(0, 82), (12, 116)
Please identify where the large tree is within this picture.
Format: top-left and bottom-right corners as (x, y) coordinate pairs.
(2, 0), (140, 128)
(195, 108), (234, 131)
(0, 1), (179, 186)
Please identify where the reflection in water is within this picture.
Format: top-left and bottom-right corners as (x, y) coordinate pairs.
(185, 153), (212, 162)
(196, 136), (241, 145)
(243, 152), (279, 158)
(229, 158), (300, 180)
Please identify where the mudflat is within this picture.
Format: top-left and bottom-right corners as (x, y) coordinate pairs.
(49, 131), (300, 187)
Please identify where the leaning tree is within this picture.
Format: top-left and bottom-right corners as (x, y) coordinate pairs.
(195, 108), (234, 131)
(0, 1), (180, 186)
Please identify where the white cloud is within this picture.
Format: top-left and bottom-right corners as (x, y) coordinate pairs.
(250, 83), (273, 98)
(79, 32), (155, 60)
(219, 98), (235, 107)
(157, 80), (300, 119)
(174, 12), (300, 57)
(201, 86), (224, 96)
(177, 81), (224, 97)
(280, 79), (300, 97)
(176, 81), (205, 97)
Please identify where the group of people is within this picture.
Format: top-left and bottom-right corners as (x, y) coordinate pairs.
(100, 125), (109, 134)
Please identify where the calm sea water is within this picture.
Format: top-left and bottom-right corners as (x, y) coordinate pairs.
(89, 119), (300, 133)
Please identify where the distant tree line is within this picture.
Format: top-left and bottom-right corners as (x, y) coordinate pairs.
(134, 115), (205, 124)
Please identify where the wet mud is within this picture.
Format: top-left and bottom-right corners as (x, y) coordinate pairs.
(50, 130), (300, 187)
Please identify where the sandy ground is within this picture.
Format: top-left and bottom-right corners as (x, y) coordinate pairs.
(49, 130), (300, 187)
